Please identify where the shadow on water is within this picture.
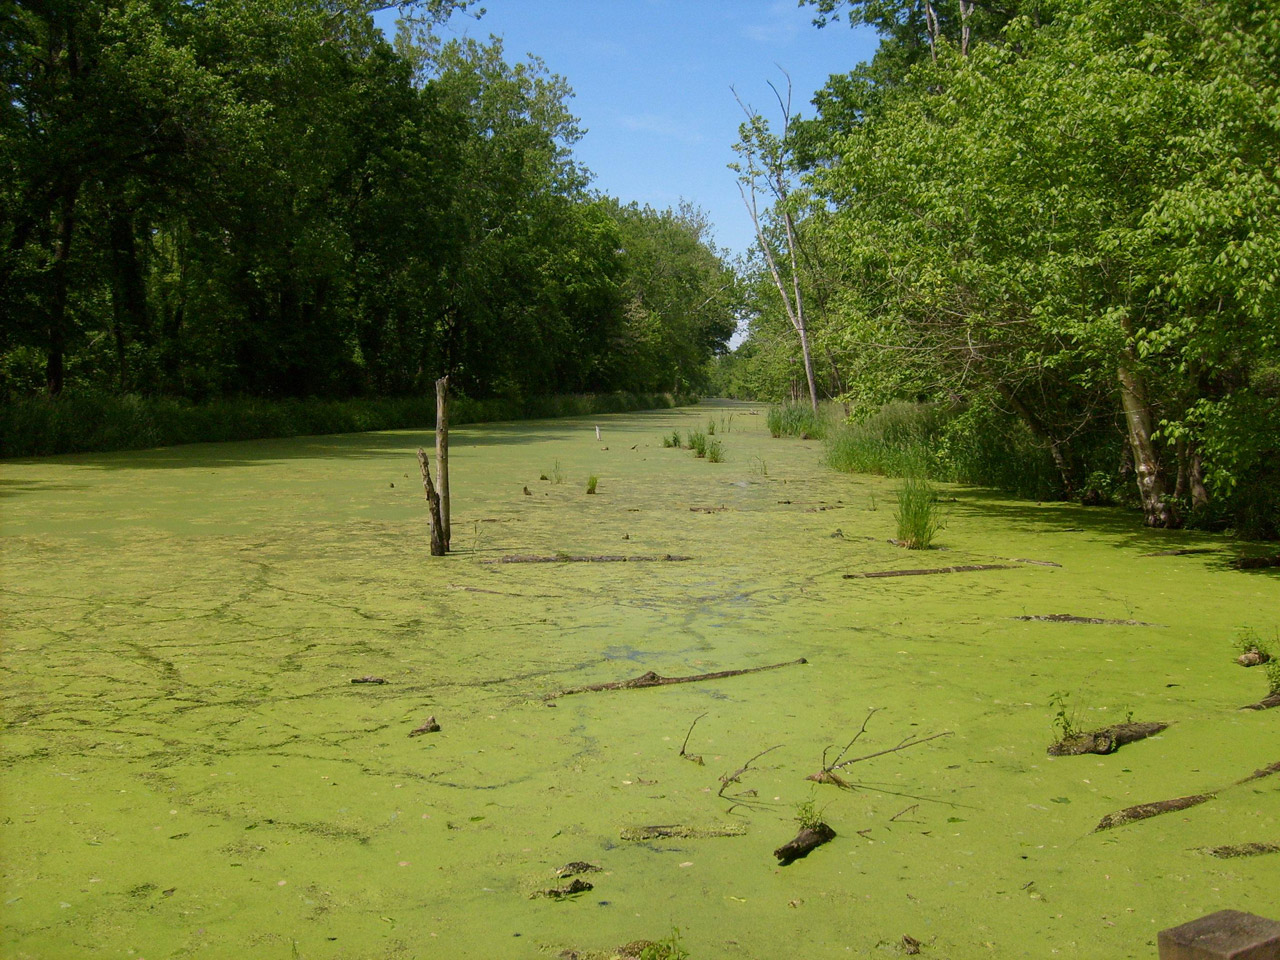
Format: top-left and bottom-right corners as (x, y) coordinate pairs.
(953, 486), (1278, 574)
(0, 478), (92, 498)
(3, 420), (623, 473)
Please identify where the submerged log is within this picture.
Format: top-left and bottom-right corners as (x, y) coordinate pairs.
(408, 716), (441, 736)
(1234, 554), (1280, 569)
(774, 822), (836, 865)
(1094, 793), (1214, 832)
(1048, 721), (1168, 756)
(1015, 614), (1160, 627)
(483, 554), (692, 564)
(546, 658), (807, 699)
(1242, 693), (1280, 711)
(843, 564), (1014, 579)
(620, 823), (746, 841)
(531, 878), (593, 900)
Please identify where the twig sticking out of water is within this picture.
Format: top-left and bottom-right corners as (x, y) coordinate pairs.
(680, 713), (708, 765)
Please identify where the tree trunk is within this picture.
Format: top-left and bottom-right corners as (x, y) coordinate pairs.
(45, 187), (78, 397)
(417, 447), (447, 556)
(435, 376), (451, 550)
(1117, 361), (1177, 528)
(108, 206), (148, 393)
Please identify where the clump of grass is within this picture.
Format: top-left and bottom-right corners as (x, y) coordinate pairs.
(550, 460), (564, 484)
(688, 430), (708, 458)
(1267, 660), (1280, 695)
(1235, 629), (1273, 661)
(894, 475), (944, 549)
(706, 439), (724, 462)
(749, 456), (767, 477)
(662, 430), (682, 448)
(824, 402), (943, 477)
(794, 797), (825, 831)
(586, 475), (598, 495)
(707, 419), (716, 436)
(766, 402), (827, 439)
(638, 928), (690, 960)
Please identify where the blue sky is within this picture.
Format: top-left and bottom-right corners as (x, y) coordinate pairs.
(375, 1), (879, 259)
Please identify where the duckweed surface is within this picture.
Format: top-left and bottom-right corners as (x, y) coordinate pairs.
(3, 401), (1278, 959)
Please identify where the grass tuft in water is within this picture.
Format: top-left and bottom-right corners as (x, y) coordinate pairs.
(894, 475), (944, 549)
(586, 475), (598, 495)
(766, 403), (827, 439)
(688, 431), (708, 458)
(706, 440), (724, 463)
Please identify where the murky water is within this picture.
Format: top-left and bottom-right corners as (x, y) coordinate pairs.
(3, 401), (1277, 959)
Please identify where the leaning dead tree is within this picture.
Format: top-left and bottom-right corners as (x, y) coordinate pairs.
(731, 74), (819, 413)
(416, 376), (452, 556)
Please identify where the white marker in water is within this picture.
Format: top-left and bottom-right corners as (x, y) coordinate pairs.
(595, 426), (601, 440)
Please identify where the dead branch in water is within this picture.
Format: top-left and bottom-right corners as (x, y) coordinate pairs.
(807, 710), (953, 791)
(719, 744), (784, 813)
(680, 712), (708, 765)
(545, 658), (807, 700)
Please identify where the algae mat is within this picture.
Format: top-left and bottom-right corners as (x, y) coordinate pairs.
(2, 400), (1278, 960)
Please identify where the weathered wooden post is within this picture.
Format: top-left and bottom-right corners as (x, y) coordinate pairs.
(416, 447), (446, 556)
(435, 376), (451, 550)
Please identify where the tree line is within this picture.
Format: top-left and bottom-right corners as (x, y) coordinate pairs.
(726, 0), (1279, 536)
(1, 0), (738, 404)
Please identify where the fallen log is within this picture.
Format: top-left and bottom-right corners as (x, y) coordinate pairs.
(351, 676), (387, 685)
(1048, 721), (1168, 756)
(1015, 614), (1161, 626)
(408, 716), (441, 736)
(620, 823), (746, 841)
(1242, 693), (1280, 711)
(483, 554), (692, 564)
(1093, 761), (1279, 831)
(774, 822), (835, 865)
(1202, 842), (1280, 859)
(843, 564), (1014, 579)
(545, 658), (806, 700)
(1094, 793), (1214, 832)
(530, 878), (593, 900)
(1141, 548), (1220, 557)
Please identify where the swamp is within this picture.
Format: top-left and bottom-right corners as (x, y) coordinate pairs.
(2, 400), (1277, 959)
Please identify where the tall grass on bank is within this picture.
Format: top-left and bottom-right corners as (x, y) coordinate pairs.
(1, 391), (690, 458)
(824, 401), (1063, 500)
(824, 402), (945, 477)
(894, 476), (945, 549)
(766, 403), (829, 439)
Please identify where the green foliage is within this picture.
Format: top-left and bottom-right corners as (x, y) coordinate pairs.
(637, 928), (690, 960)
(705, 439), (724, 463)
(1266, 661), (1280, 697)
(0, 3), (735, 413)
(662, 431), (681, 448)
(1235, 630), (1273, 660)
(706, 419), (716, 436)
(550, 460), (564, 484)
(766, 403), (828, 440)
(688, 431), (708, 458)
(585, 475), (598, 495)
(1049, 692), (1080, 743)
(894, 476), (944, 549)
(794, 797), (825, 830)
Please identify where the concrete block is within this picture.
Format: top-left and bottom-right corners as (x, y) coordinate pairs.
(1158, 910), (1280, 960)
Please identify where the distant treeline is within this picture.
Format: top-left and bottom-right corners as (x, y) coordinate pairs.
(1, 1), (737, 408)
(721, 0), (1280, 538)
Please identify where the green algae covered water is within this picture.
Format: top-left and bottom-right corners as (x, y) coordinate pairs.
(2, 401), (1277, 960)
